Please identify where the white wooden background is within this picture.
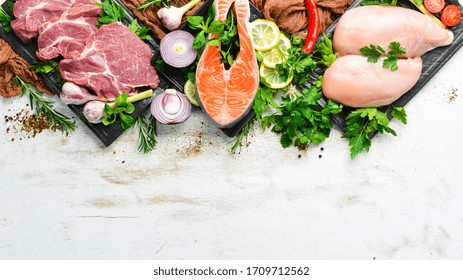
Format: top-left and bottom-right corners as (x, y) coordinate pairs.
(1, 1), (463, 259)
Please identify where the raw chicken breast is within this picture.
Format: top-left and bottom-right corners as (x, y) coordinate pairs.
(333, 6), (453, 57)
(322, 55), (423, 108)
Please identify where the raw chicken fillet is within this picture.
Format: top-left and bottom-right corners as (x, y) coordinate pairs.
(322, 55), (423, 108)
(333, 6), (453, 57)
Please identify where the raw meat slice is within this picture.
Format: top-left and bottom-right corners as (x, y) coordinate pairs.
(36, 4), (102, 60)
(11, 0), (98, 43)
(195, 0), (259, 128)
(60, 22), (160, 100)
(333, 6), (454, 57)
(322, 55), (423, 108)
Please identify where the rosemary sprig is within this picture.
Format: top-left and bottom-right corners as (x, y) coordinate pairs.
(14, 76), (76, 135)
(229, 117), (256, 154)
(137, 0), (173, 10)
(136, 114), (158, 153)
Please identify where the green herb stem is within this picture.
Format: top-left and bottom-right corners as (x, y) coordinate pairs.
(136, 114), (158, 153)
(180, 0), (201, 13)
(14, 76), (76, 135)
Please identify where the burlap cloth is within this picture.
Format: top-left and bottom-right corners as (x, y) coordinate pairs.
(0, 0), (352, 98)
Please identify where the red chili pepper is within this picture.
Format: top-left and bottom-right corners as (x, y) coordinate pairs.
(302, 0), (320, 54)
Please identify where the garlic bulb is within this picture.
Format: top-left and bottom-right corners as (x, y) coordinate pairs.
(157, 0), (201, 31)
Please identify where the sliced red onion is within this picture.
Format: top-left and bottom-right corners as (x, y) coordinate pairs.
(160, 30), (197, 68)
(150, 89), (192, 124)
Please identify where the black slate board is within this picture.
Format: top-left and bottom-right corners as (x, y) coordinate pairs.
(157, 0), (263, 137)
(0, 0), (170, 146)
(300, 0), (463, 134)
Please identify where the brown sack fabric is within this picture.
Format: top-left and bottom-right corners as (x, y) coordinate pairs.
(0, 38), (53, 98)
(250, 0), (354, 35)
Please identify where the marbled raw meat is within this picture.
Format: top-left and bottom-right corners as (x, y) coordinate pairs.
(36, 4), (102, 60)
(60, 23), (160, 100)
(11, 0), (98, 43)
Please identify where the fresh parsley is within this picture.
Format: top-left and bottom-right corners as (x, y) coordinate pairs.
(316, 34), (337, 68)
(102, 93), (135, 129)
(252, 85), (278, 120)
(128, 19), (152, 40)
(188, 7), (240, 68)
(342, 105), (407, 159)
(188, 6), (224, 49)
(95, 0), (126, 27)
(0, 3), (13, 33)
(136, 113), (158, 153)
(276, 36), (318, 84)
(29, 59), (65, 87)
(359, 41), (406, 71)
(137, 0), (173, 10)
(13, 76), (76, 134)
(263, 86), (343, 149)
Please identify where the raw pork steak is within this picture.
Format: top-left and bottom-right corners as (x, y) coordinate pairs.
(36, 4), (102, 61)
(11, 0), (98, 43)
(60, 22), (160, 100)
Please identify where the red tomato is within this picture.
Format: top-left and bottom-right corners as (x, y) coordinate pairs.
(441, 4), (462, 27)
(424, 0), (445, 13)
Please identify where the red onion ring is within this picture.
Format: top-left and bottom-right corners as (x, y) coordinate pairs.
(160, 30), (197, 68)
(151, 89), (192, 124)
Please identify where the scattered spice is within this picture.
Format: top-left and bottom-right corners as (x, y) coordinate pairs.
(318, 154), (322, 158)
(3, 106), (64, 141)
(448, 88), (458, 103)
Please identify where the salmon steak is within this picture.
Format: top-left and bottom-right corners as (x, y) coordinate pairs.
(195, 0), (259, 128)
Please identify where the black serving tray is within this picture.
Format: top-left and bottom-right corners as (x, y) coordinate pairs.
(300, 0), (463, 133)
(0, 0), (170, 146)
(158, 0), (263, 137)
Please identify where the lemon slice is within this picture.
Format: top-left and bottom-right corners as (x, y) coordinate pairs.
(250, 19), (280, 51)
(183, 80), (199, 106)
(259, 64), (293, 89)
(260, 34), (291, 68)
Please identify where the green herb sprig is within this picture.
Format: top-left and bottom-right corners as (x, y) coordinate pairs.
(29, 59), (65, 87)
(137, 0), (172, 10)
(13, 76), (76, 134)
(343, 105), (407, 159)
(136, 114), (158, 153)
(316, 34), (337, 68)
(360, 41), (406, 71)
(102, 93), (136, 129)
(188, 7), (224, 49)
(95, 0), (126, 27)
(229, 117), (256, 154)
(188, 7), (241, 68)
(0, 3), (13, 32)
(276, 36), (318, 84)
(252, 85), (278, 120)
(263, 87), (343, 149)
(128, 19), (152, 40)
